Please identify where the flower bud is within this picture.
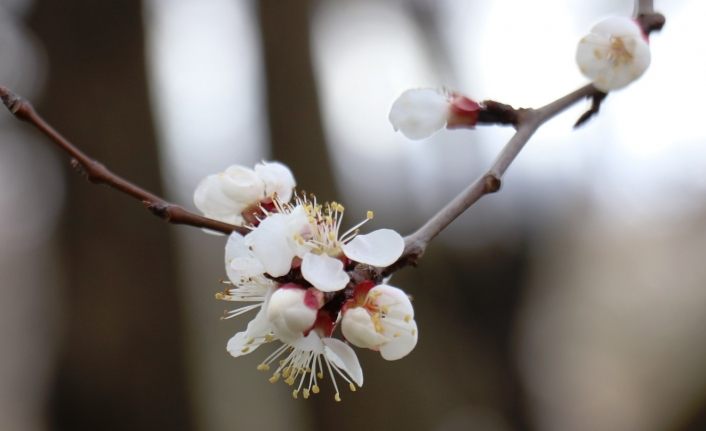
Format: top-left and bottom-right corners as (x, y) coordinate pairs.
(576, 16), (650, 91)
(389, 88), (450, 140)
(266, 285), (322, 342)
(341, 284), (418, 360)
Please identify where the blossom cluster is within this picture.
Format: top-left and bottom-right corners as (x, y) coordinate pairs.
(195, 162), (417, 401)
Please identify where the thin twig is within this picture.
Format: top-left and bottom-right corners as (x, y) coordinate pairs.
(0, 85), (247, 235)
(387, 1), (666, 274)
(387, 85), (597, 273)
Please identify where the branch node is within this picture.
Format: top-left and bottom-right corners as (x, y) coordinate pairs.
(574, 89), (608, 128)
(0, 86), (26, 116)
(146, 202), (173, 221)
(483, 174), (502, 193)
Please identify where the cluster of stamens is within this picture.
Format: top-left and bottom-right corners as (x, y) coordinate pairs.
(256, 342), (358, 401)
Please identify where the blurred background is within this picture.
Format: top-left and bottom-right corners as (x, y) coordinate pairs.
(1, 0), (705, 430)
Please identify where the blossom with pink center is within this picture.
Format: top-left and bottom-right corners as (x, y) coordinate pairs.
(341, 282), (418, 360)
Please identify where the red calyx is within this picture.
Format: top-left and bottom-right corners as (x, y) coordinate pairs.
(341, 280), (376, 314)
(312, 310), (336, 337)
(447, 94), (481, 128)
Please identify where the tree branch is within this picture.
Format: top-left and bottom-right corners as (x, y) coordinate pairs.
(0, 85), (247, 235)
(0, 0), (666, 278)
(386, 85), (598, 274)
(385, 1), (666, 275)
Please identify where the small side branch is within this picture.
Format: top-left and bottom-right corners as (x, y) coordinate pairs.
(0, 85), (246, 235)
(391, 83), (604, 270)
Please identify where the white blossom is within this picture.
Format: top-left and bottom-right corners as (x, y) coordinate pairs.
(245, 198), (404, 293)
(389, 88), (450, 140)
(341, 284), (418, 360)
(576, 16), (651, 92)
(194, 161), (296, 225)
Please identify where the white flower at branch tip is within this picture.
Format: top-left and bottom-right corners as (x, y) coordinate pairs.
(389, 88), (482, 140)
(576, 16), (651, 92)
(389, 88), (450, 140)
(341, 283), (418, 360)
(193, 161), (296, 225)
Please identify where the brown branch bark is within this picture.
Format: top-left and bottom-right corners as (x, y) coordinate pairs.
(0, 85), (247, 235)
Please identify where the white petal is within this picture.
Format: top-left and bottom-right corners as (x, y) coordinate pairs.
(379, 319), (418, 361)
(255, 161), (296, 203)
(301, 253), (350, 292)
(290, 331), (325, 354)
(194, 174), (245, 222)
(370, 284), (414, 317)
(225, 232), (265, 281)
(221, 165), (265, 204)
(284, 205), (313, 257)
(247, 214), (296, 277)
(226, 307), (271, 357)
(323, 338), (364, 387)
(591, 16), (643, 38)
(226, 331), (253, 357)
(389, 88), (449, 140)
(342, 229), (404, 267)
(341, 307), (386, 349)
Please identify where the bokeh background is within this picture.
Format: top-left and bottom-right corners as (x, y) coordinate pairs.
(1, 0), (706, 430)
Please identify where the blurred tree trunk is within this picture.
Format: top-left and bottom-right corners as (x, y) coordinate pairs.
(258, 0), (338, 201)
(28, 1), (193, 430)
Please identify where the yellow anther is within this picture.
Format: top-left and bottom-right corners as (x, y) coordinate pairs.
(241, 347), (250, 353)
(337, 203), (345, 212)
(269, 373), (281, 383)
(257, 363), (270, 371)
(214, 292), (226, 300)
(366, 210), (374, 219)
(312, 385), (320, 394)
(317, 372), (324, 379)
(292, 389), (299, 399)
(282, 367), (291, 378)
(265, 334), (275, 342)
(246, 337), (255, 345)
(349, 383), (356, 392)
(285, 376), (296, 386)
(334, 393), (342, 402)
(303, 389), (311, 399)
(404, 315), (412, 323)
